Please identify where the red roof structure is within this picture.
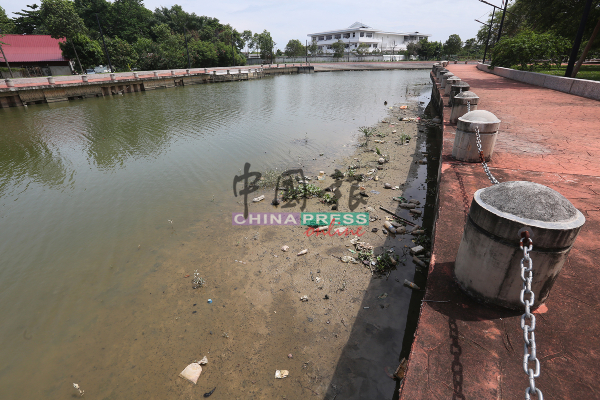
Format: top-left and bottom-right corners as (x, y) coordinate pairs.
(0, 34), (68, 63)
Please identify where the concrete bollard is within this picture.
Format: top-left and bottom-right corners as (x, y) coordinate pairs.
(213, 71), (217, 75)
(441, 60), (449, 67)
(452, 110), (500, 162)
(439, 72), (454, 90)
(450, 81), (470, 105)
(436, 68), (448, 81)
(110, 73), (116, 81)
(204, 68), (208, 73)
(226, 70), (230, 74)
(82, 75), (88, 83)
(5, 78), (14, 87)
(238, 69), (242, 74)
(444, 76), (460, 96)
(454, 181), (585, 310)
(171, 70), (176, 76)
(153, 71), (159, 78)
(133, 72), (139, 79)
(47, 76), (55, 84)
(450, 91), (479, 124)
(186, 69), (190, 76)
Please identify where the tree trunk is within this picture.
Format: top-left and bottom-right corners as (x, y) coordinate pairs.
(71, 39), (84, 75)
(572, 17), (600, 78)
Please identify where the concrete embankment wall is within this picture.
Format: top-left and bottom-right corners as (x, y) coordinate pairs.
(0, 66), (314, 109)
(476, 62), (600, 101)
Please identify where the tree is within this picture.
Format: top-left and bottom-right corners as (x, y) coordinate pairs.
(254, 30), (275, 61)
(0, 6), (16, 34)
(13, 4), (47, 34)
(241, 29), (252, 55)
(307, 40), (318, 56)
(59, 33), (103, 69)
(356, 42), (370, 55)
(284, 39), (305, 57)
(443, 34), (462, 57)
(105, 36), (136, 71)
(332, 40), (345, 58)
(106, 0), (152, 43)
(41, 0), (88, 73)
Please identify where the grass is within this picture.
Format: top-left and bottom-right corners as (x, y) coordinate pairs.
(532, 64), (600, 82)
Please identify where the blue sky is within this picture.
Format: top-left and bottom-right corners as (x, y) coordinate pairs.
(2, 0), (500, 48)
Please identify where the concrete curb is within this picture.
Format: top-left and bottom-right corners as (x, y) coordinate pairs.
(476, 63), (600, 101)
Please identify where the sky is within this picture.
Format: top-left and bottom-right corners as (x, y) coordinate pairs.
(1, 0), (500, 48)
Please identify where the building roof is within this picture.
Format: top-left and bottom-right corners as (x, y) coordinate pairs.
(308, 23), (430, 37)
(0, 35), (68, 63)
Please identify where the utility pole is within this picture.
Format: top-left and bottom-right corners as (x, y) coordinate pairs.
(496, 0), (509, 43)
(476, 10), (495, 63)
(95, 13), (112, 73)
(0, 29), (14, 78)
(565, 0), (594, 77)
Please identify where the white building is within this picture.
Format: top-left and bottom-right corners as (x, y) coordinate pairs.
(307, 22), (431, 54)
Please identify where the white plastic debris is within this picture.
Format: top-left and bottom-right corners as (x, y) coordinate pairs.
(411, 245), (425, 255)
(180, 363), (202, 384)
(199, 356), (208, 365)
(297, 249), (308, 256)
(275, 370), (289, 379)
(341, 255), (357, 263)
(281, 245), (289, 252)
(300, 295), (308, 302)
(252, 195), (265, 202)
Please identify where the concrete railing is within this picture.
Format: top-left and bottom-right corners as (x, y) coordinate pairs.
(476, 63), (600, 101)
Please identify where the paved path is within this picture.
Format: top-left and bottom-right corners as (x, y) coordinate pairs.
(400, 64), (600, 399)
(312, 61), (433, 72)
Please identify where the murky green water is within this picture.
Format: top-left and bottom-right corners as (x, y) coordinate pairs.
(0, 70), (430, 399)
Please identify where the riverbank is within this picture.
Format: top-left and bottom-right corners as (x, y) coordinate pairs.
(400, 64), (600, 398)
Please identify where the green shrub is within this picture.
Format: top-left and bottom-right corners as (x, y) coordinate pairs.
(491, 30), (570, 71)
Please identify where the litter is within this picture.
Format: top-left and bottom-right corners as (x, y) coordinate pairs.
(410, 209), (423, 215)
(275, 370), (289, 379)
(179, 363), (202, 384)
(403, 279), (421, 290)
(411, 245), (425, 255)
(199, 356), (208, 365)
(252, 195), (265, 202)
(400, 105), (408, 109)
(204, 387), (216, 397)
(378, 293), (388, 299)
(297, 249), (308, 256)
(383, 221), (397, 234)
(281, 245), (289, 252)
(300, 295), (308, 302)
(341, 255), (358, 263)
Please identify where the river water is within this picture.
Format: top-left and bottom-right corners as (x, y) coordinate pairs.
(0, 70), (431, 399)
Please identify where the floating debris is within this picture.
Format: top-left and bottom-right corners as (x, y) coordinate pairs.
(403, 280), (421, 290)
(275, 370), (289, 379)
(180, 363), (203, 384)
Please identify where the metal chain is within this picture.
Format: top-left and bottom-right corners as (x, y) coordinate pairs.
(519, 231), (543, 400)
(475, 126), (499, 184)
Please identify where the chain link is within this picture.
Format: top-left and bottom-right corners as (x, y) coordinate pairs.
(520, 231), (543, 400)
(475, 126), (499, 184)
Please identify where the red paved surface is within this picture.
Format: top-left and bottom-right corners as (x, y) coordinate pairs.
(400, 65), (600, 399)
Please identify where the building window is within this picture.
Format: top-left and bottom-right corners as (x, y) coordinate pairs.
(345, 44), (349, 48)
(326, 35), (332, 40)
(319, 36), (324, 41)
(360, 32), (364, 37)
(327, 45), (333, 50)
(352, 32), (356, 37)
(318, 46), (323, 50)
(312, 37), (317, 42)
(334, 34), (341, 39)
(343, 33), (350, 38)
(372, 44), (377, 48)
(366, 33), (373, 38)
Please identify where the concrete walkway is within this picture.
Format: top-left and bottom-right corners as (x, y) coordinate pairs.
(400, 64), (600, 399)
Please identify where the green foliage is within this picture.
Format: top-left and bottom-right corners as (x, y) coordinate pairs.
(0, 6), (16, 34)
(356, 42), (370, 55)
(59, 33), (103, 68)
(443, 34), (462, 56)
(407, 38), (442, 60)
(41, 0), (87, 39)
(284, 39), (305, 57)
(282, 183), (324, 201)
(491, 30), (570, 70)
(534, 64), (600, 82)
(13, 4), (47, 34)
(332, 40), (345, 58)
(307, 40), (318, 56)
(5, 1), (265, 70)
